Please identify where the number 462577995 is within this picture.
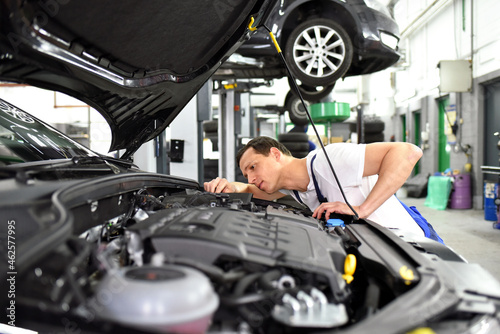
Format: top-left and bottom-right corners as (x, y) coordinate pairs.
(7, 220), (15, 270)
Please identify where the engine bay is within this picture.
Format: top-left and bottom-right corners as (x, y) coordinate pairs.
(90, 191), (355, 333)
(9, 174), (482, 334)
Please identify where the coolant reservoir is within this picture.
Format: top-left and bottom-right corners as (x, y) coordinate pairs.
(94, 265), (219, 333)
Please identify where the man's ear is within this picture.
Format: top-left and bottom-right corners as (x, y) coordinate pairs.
(270, 147), (281, 160)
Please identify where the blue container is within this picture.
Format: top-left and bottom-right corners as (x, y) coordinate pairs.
(484, 182), (498, 221)
(497, 185), (500, 225)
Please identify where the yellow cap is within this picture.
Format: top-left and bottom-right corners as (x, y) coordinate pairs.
(342, 254), (356, 284)
(399, 265), (415, 285)
(406, 328), (436, 334)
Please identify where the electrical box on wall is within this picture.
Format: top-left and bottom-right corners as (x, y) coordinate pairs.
(170, 139), (184, 162)
(438, 60), (472, 92)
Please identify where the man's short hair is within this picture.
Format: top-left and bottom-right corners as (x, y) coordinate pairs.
(236, 136), (292, 166)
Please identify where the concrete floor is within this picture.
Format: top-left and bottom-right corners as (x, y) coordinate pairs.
(402, 196), (500, 279)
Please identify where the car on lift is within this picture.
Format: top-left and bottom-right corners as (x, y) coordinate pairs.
(1, 1), (500, 334)
(214, 0), (401, 102)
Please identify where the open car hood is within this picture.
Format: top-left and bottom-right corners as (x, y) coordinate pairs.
(0, 0), (275, 157)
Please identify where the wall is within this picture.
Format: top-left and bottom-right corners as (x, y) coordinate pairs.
(3, 0), (499, 204)
(168, 97), (199, 180)
(380, 0), (500, 208)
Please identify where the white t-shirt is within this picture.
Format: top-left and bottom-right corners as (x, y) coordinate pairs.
(280, 143), (424, 236)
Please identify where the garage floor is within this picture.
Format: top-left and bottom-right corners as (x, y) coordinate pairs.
(403, 197), (500, 279)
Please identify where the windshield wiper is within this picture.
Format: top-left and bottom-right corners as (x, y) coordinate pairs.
(71, 155), (138, 171)
(0, 156), (138, 182)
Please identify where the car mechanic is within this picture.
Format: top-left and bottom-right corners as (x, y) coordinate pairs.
(204, 136), (443, 243)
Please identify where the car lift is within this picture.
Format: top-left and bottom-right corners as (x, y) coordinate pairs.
(214, 79), (272, 181)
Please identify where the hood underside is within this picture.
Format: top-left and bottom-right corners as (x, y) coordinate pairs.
(0, 0), (274, 157)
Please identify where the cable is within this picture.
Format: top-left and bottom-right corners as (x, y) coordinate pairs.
(260, 23), (359, 220)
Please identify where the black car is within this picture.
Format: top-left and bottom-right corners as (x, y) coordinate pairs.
(1, 1), (500, 334)
(214, 0), (401, 101)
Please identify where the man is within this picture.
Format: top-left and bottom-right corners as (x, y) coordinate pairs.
(204, 136), (442, 242)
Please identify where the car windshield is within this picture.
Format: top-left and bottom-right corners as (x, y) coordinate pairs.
(0, 99), (98, 165)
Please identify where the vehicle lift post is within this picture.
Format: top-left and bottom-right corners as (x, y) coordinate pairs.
(218, 82), (237, 182)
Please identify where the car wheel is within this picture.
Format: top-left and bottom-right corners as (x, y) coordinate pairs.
(284, 91), (311, 126)
(285, 18), (353, 87)
(288, 77), (335, 101)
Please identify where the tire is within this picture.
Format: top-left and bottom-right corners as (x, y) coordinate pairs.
(288, 77), (335, 102)
(203, 120), (218, 133)
(364, 120), (385, 133)
(363, 132), (384, 143)
(285, 18), (353, 87)
(203, 159), (219, 182)
(278, 132), (309, 142)
(282, 142), (310, 151)
(290, 150), (309, 158)
(348, 118), (385, 133)
(206, 133), (218, 151)
(284, 91), (310, 126)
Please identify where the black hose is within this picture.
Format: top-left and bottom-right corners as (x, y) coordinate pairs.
(258, 268), (281, 290)
(232, 272), (263, 296)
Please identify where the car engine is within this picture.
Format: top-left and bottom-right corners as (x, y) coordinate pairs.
(8, 175), (460, 334)
(88, 191), (353, 333)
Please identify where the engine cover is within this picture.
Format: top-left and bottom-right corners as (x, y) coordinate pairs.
(129, 205), (350, 302)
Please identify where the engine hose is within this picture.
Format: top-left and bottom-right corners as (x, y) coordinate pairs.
(232, 271), (263, 296)
(258, 269), (282, 290)
(221, 291), (277, 306)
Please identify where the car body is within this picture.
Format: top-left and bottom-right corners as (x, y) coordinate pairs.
(214, 0), (401, 101)
(1, 1), (500, 334)
(0, 0), (275, 158)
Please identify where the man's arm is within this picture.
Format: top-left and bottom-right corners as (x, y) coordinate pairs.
(204, 177), (285, 201)
(359, 142), (422, 217)
(312, 142), (422, 220)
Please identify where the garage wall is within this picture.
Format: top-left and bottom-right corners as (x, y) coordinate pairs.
(377, 0), (500, 208)
(248, 0), (500, 210)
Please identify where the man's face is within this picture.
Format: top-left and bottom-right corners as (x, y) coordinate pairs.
(239, 147), (281, 193)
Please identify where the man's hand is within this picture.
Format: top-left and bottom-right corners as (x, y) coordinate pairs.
(204, 177), (286, 201)
(204, 177), (236, 193)
(312, 202), (361, 220)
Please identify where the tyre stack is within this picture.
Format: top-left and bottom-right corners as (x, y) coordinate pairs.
(278, 133), (310, 158)
(201, 119), (246, 183)
(203, 120), (218, 151)
(202, 120), (218, 182)
(348, 115), (385, 143)
(284, 91), (310, 126)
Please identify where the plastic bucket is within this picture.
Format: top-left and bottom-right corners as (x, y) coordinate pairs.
(450, 174), (472, 209)
(425, 176), (453, 210)
(484, 182), (498, 221)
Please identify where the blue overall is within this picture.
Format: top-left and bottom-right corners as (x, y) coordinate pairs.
(292, 154), (444, 244)
(398, 199), (444, 244)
